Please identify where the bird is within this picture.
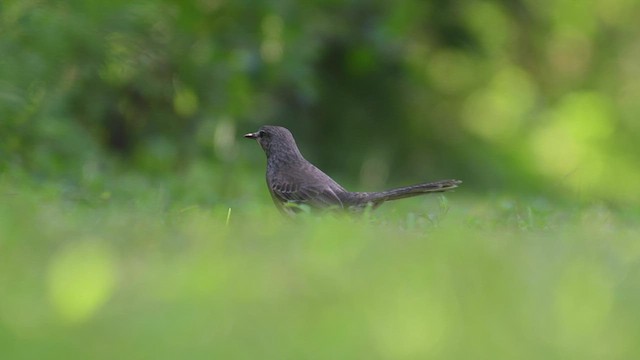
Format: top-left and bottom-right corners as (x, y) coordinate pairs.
(244, 125), (461, 216)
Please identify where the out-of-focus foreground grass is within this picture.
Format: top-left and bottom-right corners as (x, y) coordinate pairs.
(1, 177), (639, 360)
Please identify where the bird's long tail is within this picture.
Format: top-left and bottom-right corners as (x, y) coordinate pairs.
(356, 179), (462, 205)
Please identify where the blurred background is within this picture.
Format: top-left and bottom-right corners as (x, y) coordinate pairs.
(2, 0), (640, 204)
(4, 1), (640, 358)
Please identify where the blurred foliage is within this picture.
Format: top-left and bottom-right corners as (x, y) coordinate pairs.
(2, 0), (640, 204)
(3, 2), (640, 357)
(1, 179), (640, 359)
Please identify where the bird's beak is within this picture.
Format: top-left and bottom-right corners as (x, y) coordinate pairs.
(244, 132), (259, 139)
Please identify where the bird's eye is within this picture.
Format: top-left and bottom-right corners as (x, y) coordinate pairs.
(258, 130), (267, 137)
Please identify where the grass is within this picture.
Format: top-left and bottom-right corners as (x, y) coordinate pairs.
(1, 176), (639, 359)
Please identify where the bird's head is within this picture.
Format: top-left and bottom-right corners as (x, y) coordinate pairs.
(244, 125), (301, 158)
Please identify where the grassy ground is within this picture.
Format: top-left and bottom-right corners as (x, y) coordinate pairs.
(1, 176), (639, 359)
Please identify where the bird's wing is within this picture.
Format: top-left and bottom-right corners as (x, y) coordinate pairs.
(267, 160), (347, 214)
(270, 181), (344, 210)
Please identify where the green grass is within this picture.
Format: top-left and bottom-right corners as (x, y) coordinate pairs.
(1, 177), (639, 359)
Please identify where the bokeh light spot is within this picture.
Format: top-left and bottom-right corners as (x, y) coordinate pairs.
(463, 1), (512, 53)
(530, 92), (613, 190)
(261, 14), (284, 63)
(463, 66), (536, 141)
(48, 241), (117, 324)
(213, 117), (237, 161)
(173, 85), (199, 117)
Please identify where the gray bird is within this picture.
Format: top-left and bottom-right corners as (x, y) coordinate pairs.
(244, 125), (461, 215)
